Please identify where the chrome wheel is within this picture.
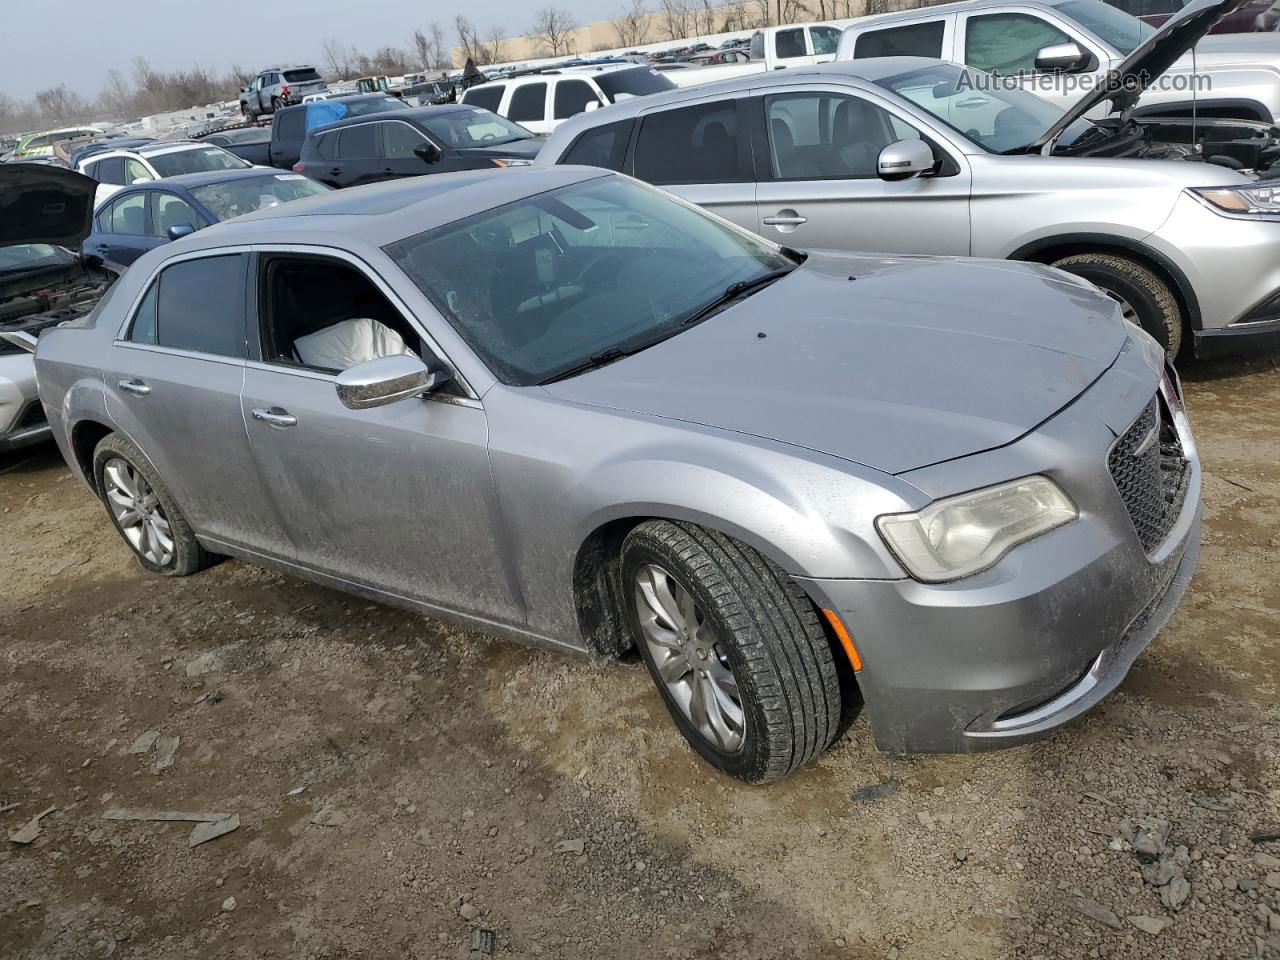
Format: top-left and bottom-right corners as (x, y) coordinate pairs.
(634, 563), (745, 752)
(102, 457), (174, 567)
(1104, 288), (1140, 327)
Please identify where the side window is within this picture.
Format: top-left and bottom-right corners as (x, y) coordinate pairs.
(109, 193), (148, 234)
(314, 131), (338, 160)
(810, 26), (842, 55)
(277, 108), (306, 143)
(775, 28), (807, 59)
(382, 121), (427, 159)
(83, 160), (99, 180)
(137, 254), (249, 357)
(124, 158), (154, 185)
(964, 13), (1073, 75)
(554, 80), (601, 120)
(96, 200), (114, 233)
(462, 84), (505, 112)
(854, 21), (946, 58)
(561, 119), (634, 171)
(634, 100), (743, 185)
(508, 83), (548, 123)
(96, 156), (127, 185)
(149, 193), (200, 236)
(764, 92), (923, 180)
(338, 123), (379, 158)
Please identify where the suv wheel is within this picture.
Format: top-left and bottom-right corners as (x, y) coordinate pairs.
(620, 520), (842, 783)
(92, 434), (215, 577)
(241, 102), (253, 119)
(270, 96), (283, 113)
(1051, 253), (1182, 358)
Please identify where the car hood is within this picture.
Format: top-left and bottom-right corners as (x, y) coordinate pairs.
(456, 137), (544, 160)
(1031, 0), (1254, 151)
(541, 253), (1128, 475)
(0, 164), (98, 248)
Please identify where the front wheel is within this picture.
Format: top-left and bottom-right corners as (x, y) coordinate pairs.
(621, 520), (842, 784)
(1051, 252), (1182, 358)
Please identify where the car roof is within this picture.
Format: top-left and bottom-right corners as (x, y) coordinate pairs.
(310, 104), (472, 134)
(178, 166), (608, 248)
(115, 168), (285, 192)
(845, 0), (1067, 27)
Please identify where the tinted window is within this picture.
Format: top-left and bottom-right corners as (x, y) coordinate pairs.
(811, 26), (842, 55)
(765, 92), (922, 180)
(775, 28), (807, 59)
(284, 68), (322, 83)
(463, 84), (505, 112)
(153, 255), (248, 357)
(382, 121), (428, 158)
(964, 13), (1072, 74)
(314, 132), (338, 160)
(128, 282), (159, 344)
(633, 101), (742, 185)
(855, 21), (946, 58)
(276, 107), (306, 143)
(338, 123), (378, 158)
(554, 80), (600, 120)
(96, 156), (127, 185)
(109, 193), (147, 234)
(561, 120), (633, 171)
(750, 31), (765, 59)
(507, 83), (547, 123)
(594, 68), (675, 102)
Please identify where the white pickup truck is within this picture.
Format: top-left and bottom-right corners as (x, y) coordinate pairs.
(666, 22), (847, 87)
(834, 0), (1280, 123)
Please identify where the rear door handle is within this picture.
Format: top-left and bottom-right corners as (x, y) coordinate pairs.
(762, 215), (808, 226)
(117, 379), (151, 396)
(252, 407), (297, 428)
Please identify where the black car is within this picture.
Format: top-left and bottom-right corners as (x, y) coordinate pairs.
(294, 105), (542, 188)
(268, 94), (409, 170)
(199, 127), (273, 166)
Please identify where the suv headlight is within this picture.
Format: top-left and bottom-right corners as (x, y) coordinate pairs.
(1192, 184), (1280, 216)
(876, 476), (1077, 583)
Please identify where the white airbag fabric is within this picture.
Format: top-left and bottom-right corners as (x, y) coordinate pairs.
(293, 317), (414, 371)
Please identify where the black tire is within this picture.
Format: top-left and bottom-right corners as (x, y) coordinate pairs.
(241, 102), (253, 120)
(270, 96), (282, 113)
(1051, 252), (1182, 359)
(92, 434), (215, 577)
(620, 520), (842, 784)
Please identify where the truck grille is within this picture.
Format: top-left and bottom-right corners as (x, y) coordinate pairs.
(1107, 396), (1191, 554)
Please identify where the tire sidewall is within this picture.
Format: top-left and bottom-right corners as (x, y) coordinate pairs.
(92, 438), (187, 576)
(620, 535), (766, 781)
(1056, 260), (1174, 356)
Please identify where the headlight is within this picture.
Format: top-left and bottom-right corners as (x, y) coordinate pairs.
(1191, 184), (1280, 215)
(876, 476), (1077, 583)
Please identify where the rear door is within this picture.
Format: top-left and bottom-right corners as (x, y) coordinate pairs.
(92, 191), (155, 266)
(332, 122), (382, 186)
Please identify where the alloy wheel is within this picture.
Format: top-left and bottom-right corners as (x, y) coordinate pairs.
(102, 457), (175, 567)
(633, 563), (745, 752)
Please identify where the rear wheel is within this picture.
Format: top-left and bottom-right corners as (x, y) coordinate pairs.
(92, 434), (214, 577)
(270, 96), (283, 113)
(1051, 252), (1182, 358)
(621, 520), (842, 784)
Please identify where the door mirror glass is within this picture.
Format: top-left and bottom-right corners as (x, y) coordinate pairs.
(414, 141), (443, 164)
(167, 223), (197, 241)
(1033, 42), (1090, 73)
(334, 353), (448, 410)
(876, 138), (936, 181)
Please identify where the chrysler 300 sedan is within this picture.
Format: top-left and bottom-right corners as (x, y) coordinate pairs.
(34, 167), (1201, 783)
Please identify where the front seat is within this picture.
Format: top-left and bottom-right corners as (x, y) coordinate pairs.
(769, 118), (821, 179)
(293, 317), (416, 371)
(832, 99), (897, 177)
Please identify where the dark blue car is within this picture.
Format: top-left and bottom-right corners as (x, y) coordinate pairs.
(85, 168), (330, 266)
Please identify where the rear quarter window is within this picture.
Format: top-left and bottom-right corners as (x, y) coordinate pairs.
(462, 84), (505, 112)
(561, 119), (634, 171)
(854, 21), (947, 58)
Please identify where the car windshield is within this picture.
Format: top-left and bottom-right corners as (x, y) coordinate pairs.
(148, 146), (250, 177)
(593, 67), (677, 102)
(878, 62), (1094, 153)
(385, 177), (793, 386)
(0, 243), (70, 273)
(1055, 0), (1154, 54)
(190, 173), (330, 221)
(420, 109), (532, 148)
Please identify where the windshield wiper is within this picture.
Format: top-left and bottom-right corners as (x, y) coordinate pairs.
(680, 267), (794, 327)
(539, 346), (637, 385)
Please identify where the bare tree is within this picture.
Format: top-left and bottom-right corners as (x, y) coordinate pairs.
(659, 0), (696, 39)
(612, 0), (650, 47)
(456, 15), (487, 64)
(692, 0), (718, 34)
(485, 24), (509, 64)
(321, 37), (354, 79)
(34, 84), (87, 123)
(529, 7), (579, 57)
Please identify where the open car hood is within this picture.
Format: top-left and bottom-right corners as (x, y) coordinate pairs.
(0, 164), (98, 248)
(1031, 0), (1253, 152)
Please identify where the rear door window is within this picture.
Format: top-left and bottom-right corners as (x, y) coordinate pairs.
(109, 193), (148, 234)
(131, 254), (249, 357)
(508, 83), (547, 123)
(854, 21), (946, 58)
(633, 100), (744, 184)
(554, 80), (601, 120)
(810, 26), (842, 55)
(463, 84), (505, 112)
(775, 28), (807, 59)
(338, 123), (379, 158)
(96, 156), (127, 185)
(561, 119), (634, 171)
(276, 108), (306, 143)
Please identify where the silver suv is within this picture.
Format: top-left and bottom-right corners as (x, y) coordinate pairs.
(239, 66), (327, 119)
(540, 0), (1280, 358)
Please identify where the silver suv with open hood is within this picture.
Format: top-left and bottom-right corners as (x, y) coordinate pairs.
(541, 0), (1280, 358)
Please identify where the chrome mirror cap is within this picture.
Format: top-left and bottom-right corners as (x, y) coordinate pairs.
(334, 353), (446, 410)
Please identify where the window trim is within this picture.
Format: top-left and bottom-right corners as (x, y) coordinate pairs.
(628, 95), (754, 185)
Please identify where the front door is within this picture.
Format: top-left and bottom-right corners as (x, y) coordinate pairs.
(239, 251), (522, 623)
(750, 88), (972, 256)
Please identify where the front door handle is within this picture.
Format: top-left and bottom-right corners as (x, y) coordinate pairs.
(117, 379), (151, 396)
(762, 214), (808, 226)
(252, 407), (297, 428)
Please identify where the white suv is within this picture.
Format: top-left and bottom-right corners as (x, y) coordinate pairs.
(459, 64), (676, 135)
(76, 142), (254, 207)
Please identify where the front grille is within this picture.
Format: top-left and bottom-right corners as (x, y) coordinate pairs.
(1108, 396), (1191, 554)
(14, 401), (47, 432)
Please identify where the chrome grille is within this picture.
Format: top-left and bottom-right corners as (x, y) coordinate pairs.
(1108, 396), (1191, 554)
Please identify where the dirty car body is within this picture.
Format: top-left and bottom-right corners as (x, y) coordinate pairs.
(34, 168), (1200, 775)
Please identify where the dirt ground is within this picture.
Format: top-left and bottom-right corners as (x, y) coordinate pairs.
(2, 353), (1279, 960)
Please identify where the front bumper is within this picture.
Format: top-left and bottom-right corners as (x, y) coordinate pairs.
(0, 355), (49, 453)
(798, 340), (1201, 753)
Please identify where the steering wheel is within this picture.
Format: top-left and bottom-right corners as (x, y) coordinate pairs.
(480, 132), (499, 142)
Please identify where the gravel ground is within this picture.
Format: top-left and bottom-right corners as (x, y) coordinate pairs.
(2, 352), (1279, 960)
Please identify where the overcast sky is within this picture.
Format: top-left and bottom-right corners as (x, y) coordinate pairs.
(1, 0), (607, 103)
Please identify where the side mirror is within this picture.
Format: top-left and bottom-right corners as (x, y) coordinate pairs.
(876, 139), (936, 181)
(1034, 42), (1091, 73)
(167, 223), (196, 241)
(335, 353), (450, 410)
(414, 141), (443, 164)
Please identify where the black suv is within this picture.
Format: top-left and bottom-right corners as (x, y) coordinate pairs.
(294, 105), (542, 188)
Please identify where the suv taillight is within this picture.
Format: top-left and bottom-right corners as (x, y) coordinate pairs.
(282, 83), (290, 97)
(292, 162), (305, 173)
